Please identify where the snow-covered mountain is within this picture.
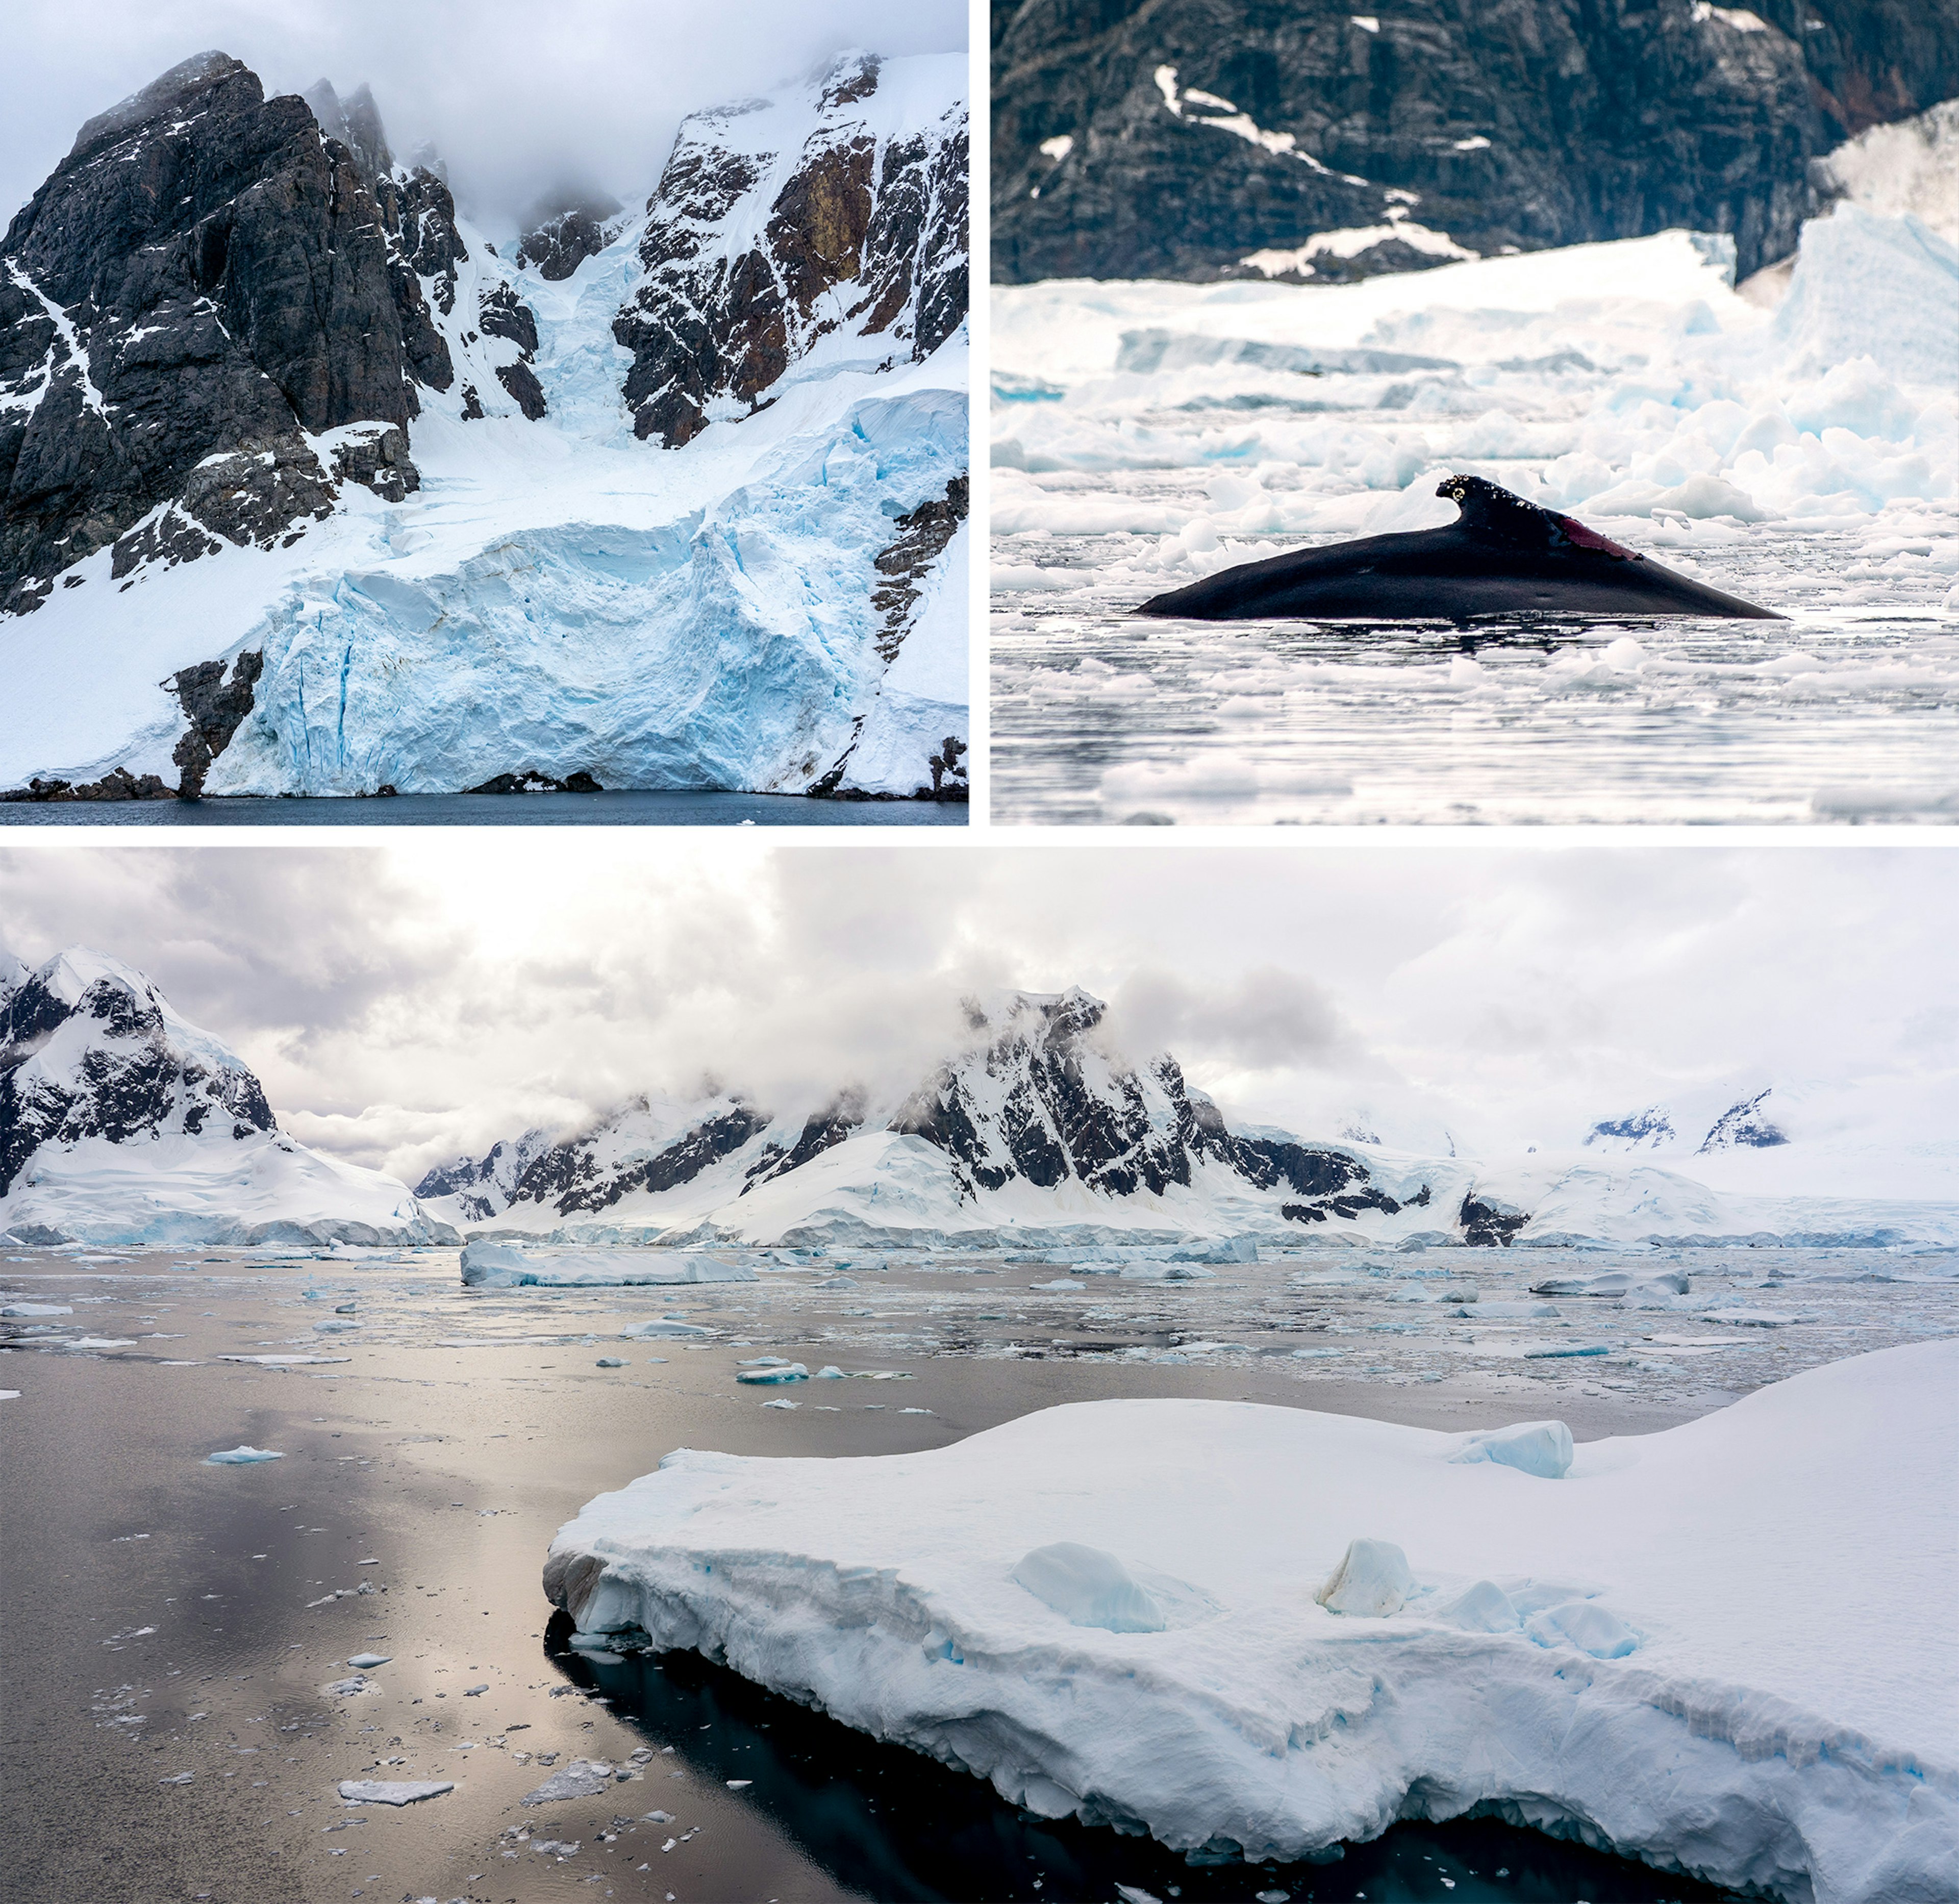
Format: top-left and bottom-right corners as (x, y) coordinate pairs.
(2, 49), (968, 804)
(449, 988), (1956, 1251)
(0, 947), (453, 1245)
(413, 1125), (557, 1225)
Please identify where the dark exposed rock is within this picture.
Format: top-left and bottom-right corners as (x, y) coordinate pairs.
(1460, 1192), (1529, 1246)
(0, 53), (423, 611)
(1, 767), (174, 803)
(992, 0), (1957, 286)
(0, 55), (551, 612)
(515, 193), (627, 281)
(742, 1094), (867, 1192)
(872, 475), (969, 663)
(509, 1104), (768, 1217)
(495, 361), (549, 420)
(463, 768), (602, 794)
(1, 952), (274, 1196)
(616, 52), (969, 446)
(1698, 1088), (1789, 1151)
(168, 650), (262, 798)
(331, 424), (420, 503)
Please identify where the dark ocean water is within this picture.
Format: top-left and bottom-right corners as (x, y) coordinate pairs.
(0, 789), (965, 826)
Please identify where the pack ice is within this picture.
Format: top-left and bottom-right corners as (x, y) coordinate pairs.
(545, 1341), (1957, 1903)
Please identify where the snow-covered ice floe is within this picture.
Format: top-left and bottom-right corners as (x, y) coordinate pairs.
(546, 1342), (1957, 1902)
(460, 1241), (756, 1288)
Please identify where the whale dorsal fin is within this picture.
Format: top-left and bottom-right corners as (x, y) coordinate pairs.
(1435, 474), (1641, 561)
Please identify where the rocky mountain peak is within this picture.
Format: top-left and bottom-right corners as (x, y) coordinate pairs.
(303, 79), (394, 186)
(1699, 1089), (1790, 1151)
(1, 50), (429, 617)
(613, 50), (967, 446)
(515, 191), (629, 280)
(0, 945), (275, 1196)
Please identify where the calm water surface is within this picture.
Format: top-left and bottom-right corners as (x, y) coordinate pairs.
(5, 1245), (1871, 1903)
(0, 791), (965, 828)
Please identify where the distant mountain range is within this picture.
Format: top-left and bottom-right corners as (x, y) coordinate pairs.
(1585, 1089), (1790, 1156)
(7, 950), (1951, 1251)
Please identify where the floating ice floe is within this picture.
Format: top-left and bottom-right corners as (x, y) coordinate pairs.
(544, 1342), (1957, 1902)
(736, 1363), (808, 1385)
(337, 1778), (453, 1806)
(1, 1302), (71, 1316)
(462, 1242), (756, 1289)
(621, 1318), (714, 1339)
(345, 1652), (391, 1668)
(523, 1759), (619, 1804)
(205, 1445), (284, 1464)
(218, 1354), (351, 1365)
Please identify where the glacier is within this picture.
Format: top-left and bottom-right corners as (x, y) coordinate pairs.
(0, 54), (969, 803)
(546, 1340), (1959, 1902)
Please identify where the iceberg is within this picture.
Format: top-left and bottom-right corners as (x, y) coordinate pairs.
(545, 1342), (1958, 1901)
(1446, 1420), (1574, 1479)
(460, 1241), (755, 1288)
(205, 1446), (284, 1465)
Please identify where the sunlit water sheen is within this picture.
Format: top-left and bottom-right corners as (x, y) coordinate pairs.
(992, 512), (1959, 826)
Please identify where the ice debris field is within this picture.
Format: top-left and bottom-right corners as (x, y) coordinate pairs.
(549, 1342), (1958, 1904)
(7, 1232), (1957, 1415)
(990, 207), (1958, 824)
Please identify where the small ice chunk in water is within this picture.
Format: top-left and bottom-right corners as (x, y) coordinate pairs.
(1, 1302), (71, 1316)
(623, 1318), (712, 1339)
(337, 1778), (453, 1805)
(1438, 1580), (1522, 1632)
(736, 1363), (807, 1384)
(206, 1446), (284, 1464)
(345, 1652), (391, 1668)
(325, 1676), (370, 1697)
(1317, 1539), (1413, 1617)
(596, 1358), (625, 1368)
(1529, 1600), (1639, 1658)
(523, 1759), (616, 1803)
(1030, 1279), (1086, 1291)
(813, 1365), (846, 1379)
(1011, 1542), (1170, 1633)
(1447, 1420), (1574, 1479)
(761, 1397), (800, 1410)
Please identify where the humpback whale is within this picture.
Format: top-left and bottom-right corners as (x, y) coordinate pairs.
(1135, 475), (1784, 621)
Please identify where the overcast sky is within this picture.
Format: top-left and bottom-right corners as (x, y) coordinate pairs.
(2, 842), (1952, 1191)
(3, 0), (966, 236)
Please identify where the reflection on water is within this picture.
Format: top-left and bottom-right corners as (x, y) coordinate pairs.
(550, 1616), (1742, 1904)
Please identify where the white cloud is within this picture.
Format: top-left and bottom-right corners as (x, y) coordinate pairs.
(1, 841), (1952, 1191)
(2, 0), (966, 236)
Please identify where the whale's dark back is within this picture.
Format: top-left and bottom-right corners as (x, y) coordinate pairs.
(1136, 478), (1783, 621)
